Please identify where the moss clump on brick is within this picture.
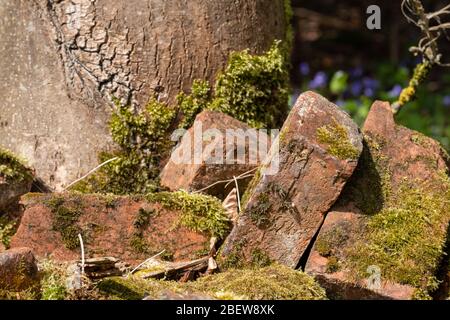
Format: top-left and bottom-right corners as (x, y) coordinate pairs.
(176, 80), (212, 129)
(72, 98), (176, 195)
(44, 195), (84, 250)
(0, 215), (19, 249)
(346, 177), (450, 297)
(327, 131), (450, 298)
(315, 226), (349, 258)
(130, 208), (156, 254)
(316, 119), (359, 160)
(218, 239), (247, 270)
(190, 264), (326, 300)
(0, 147), (33, 183)
(146, 191), (230, 239)
(210, 41), (290, 129)
(98, 264), (326, 300)
(176, 41), (290, 130)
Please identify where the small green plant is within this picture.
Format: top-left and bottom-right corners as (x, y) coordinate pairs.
(39, 260), (69, 300)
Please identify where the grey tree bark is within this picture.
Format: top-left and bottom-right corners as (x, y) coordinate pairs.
(0, 0), (288, 190)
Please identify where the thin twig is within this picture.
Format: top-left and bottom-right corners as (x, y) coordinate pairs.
(233, 176), (241, 213)
(193, 167), (257, 194)
(64, 157), (119, 190)
(127, 250), (166, 277)
(78, 234), (85, 276)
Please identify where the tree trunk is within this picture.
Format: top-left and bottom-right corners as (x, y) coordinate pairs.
(0, 0), (288, 190)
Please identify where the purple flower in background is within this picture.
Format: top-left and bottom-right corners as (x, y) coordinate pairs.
(362, 77), (379, 90)
(309, 71), (328, 89)
(364, 87), (375, 97)
(299, 62), (310, 76)
(350, 67), (363, 78)
(388, 84), (403, 98)
(335, 99), (345, 107)
(350, 81), (363, 96)
(443, 95), (450, 107)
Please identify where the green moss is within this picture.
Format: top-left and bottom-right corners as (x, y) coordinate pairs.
(241, 168), (261, 208)
(248, 193), (271, 227)
(176, 41), (290, 130)
(250, 249), (272, 268)
(346, 177), (450, 294)
(315, 226), (348, 258)
(210, 41), (289, 129)
(326, 256), (340, 273)
(147, 191), (230, 239)
(0, 215), (18, 249)
(316, 119), (359, 160)
(411, 132), (432, 148)
(130, 208), (156, 254)
(219, 239), (247, 270)
(176, 80), (212, 129)
(99, 264), (326, 300)
(44, 195), (84, 250)
(72, 98), (176, 195)
(0, 147), (32, 183)
(190, 264), (326, 300)
(98, 276), (183, 300)
(39, 260), (69, 300)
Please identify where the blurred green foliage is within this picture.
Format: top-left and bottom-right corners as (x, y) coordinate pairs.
(296, 62), (450, 151)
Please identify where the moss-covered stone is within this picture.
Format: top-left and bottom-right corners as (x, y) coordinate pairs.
(346, 176), (450, 296)
(190, 264), (326, 300)
(44, 194), (85, 250)
(98, 264), (327, 300)
(247, 193), (271, 227)
(0, 147), (33, 183)
(316, 119), (360, 160)
(334, 131), (450, 298)
(0, 215), (18, 249)
(130, 208), (157, 254)
(146, 191), (230, 239)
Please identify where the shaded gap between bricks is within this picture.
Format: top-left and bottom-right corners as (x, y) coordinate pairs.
(296, 213), (328, 271)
